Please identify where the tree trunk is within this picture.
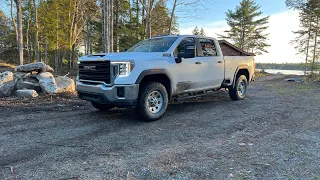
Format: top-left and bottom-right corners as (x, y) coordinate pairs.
(26, 12), (31, 63)
(71, 44), (75, 69)
(115, 0), (119, 52)
(86, 11), (90, 55)
(55, 9), (59, 73)
(14, 0), (24, 65)
(312, 15), (319, 72)
(146, 0), (152, 38)
(101, 0), (105, 52)
(102, 0), (110, 53)
(168, 0), (177, 35)
(11, 0), (18, 64)
(142, 0), (146, 39)
(110, 0), (113, 52)
(44, 19), (48, 64)
(106, 0), (110, 52)
(33, 0), (40, 62)
(305, 21), (312, 75)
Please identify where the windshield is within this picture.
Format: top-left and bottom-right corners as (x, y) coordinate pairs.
(127, 37), (178, 52)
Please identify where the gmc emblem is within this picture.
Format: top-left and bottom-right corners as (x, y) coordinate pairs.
(83, 66), (96, 70)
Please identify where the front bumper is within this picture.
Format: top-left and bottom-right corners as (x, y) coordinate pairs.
(76, 81), (139, 107)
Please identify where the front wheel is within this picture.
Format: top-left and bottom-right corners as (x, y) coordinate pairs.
(229, 75), (248, 100)
(137, 82), (168, 121)
(91, 102), (115, 111)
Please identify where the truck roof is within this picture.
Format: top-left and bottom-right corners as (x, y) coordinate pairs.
(153, 35), (214, 39)
(153, 35), (255, 56)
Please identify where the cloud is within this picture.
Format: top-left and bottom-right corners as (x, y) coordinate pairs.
(179, 11), (304, 63)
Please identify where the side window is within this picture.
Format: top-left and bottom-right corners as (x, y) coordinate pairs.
(174, 37), (198, 57)
(199, 38), (217, 56)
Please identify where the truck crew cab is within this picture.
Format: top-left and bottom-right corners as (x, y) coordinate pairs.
(76, 35), (255, 121)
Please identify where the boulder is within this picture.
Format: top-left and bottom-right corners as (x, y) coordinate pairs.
(36, 72), (58, 94)
(0, 71), (14, 85)
(14, 72), (31, 79)
(55, 76), (75, 93)
(0, 71), (16, 97)
(15, 89), (38, 98)
(16, 77), (41, 92)
(15, 62), (54, 73)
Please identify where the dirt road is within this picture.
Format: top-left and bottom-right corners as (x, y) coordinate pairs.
(1, 76), (319, 179)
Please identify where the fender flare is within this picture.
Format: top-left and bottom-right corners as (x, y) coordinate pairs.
(135, 69), (173, 97)
(232, 65), (250, 88)
(135, 69), (172, 84)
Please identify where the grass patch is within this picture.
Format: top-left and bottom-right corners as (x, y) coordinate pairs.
(255, 70), (270, 77)
(269, 83), (318, 94)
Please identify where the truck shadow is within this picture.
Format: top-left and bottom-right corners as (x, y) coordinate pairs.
(91, 93), (232, 121)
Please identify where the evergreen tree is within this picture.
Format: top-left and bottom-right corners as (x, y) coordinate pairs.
(289, 0), (320, 74)
(192, 25), (200, 35)
(151, 0), (178, 37)
(200, 27), (205, 36)
(219, 0), (270, 55)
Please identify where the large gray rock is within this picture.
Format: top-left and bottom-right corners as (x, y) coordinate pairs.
(55, 76), (75, 93)
(0, 71), (14, 85)
(15, 62), (54, 73)
(36, 72), (58, 94)
(15, 89), (38, 98)
(14, 72), (31, 79)
(16, 77), (41, 92)
(0, 71), (16, 97)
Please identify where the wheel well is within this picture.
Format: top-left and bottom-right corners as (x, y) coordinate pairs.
(237, 69), (250, 82)
(139, 74), (172, 98)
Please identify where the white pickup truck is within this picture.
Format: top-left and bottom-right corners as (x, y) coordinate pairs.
(76, 35), (255, 121)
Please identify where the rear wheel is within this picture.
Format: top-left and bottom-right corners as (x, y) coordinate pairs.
(229, 75), (248, 100)
(91, 102), (115, 111)
(137, 82), (168, 121)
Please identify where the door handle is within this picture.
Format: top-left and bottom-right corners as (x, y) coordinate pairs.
(195, 61), (202, 65)
(218, 61), (223, 64)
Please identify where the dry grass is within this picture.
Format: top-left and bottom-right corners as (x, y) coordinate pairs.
(254, 69), (270, 78)
(0, 61), (16, 69)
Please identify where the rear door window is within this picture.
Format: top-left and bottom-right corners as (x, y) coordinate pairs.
(199, 38), (217, 56)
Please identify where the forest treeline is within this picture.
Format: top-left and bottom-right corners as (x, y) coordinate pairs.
(0, 0), (182, 72)
(256, 63), (320, 71)
(0, 0), (318, 75)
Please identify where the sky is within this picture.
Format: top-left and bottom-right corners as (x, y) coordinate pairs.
(175, 0), (304, 64)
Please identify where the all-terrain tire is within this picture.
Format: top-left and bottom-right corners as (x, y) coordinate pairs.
(229, 75), (248, 100)
(137, 82), (168, 121)
(91, 102), (115, 111)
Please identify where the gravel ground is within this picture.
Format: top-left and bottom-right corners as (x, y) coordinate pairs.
(0, 75), (319, 180)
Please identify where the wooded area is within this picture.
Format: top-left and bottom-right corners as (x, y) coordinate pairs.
(287, 0), (320, 74)
(0, 0), (319, 75)
(0, 0), (185, 72)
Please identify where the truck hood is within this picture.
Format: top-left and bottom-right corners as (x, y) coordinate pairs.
(79, 52), (162, 61)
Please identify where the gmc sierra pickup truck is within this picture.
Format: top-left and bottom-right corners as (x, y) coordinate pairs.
(76, 35), (255, 121)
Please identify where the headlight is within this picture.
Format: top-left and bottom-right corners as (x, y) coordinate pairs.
(111, 61), (134, 77)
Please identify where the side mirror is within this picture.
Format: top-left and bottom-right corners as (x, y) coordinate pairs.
(124, 48), (128, 52)
(175, 43), (196, 63)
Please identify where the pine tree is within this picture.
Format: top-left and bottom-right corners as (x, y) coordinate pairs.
(192, 25), (200, 35)
(151, 0), (178, 36)
(219, 0), (270, 55)
(200, 28), (205, 36)
(290, 0), (320, 74)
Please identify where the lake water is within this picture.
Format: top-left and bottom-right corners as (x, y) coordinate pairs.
(257, 69), (319, 76)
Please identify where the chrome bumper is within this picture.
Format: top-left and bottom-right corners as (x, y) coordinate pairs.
(76, 81), (139, 106)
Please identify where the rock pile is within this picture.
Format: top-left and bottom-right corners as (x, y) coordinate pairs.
(0, 62), (75, 98)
